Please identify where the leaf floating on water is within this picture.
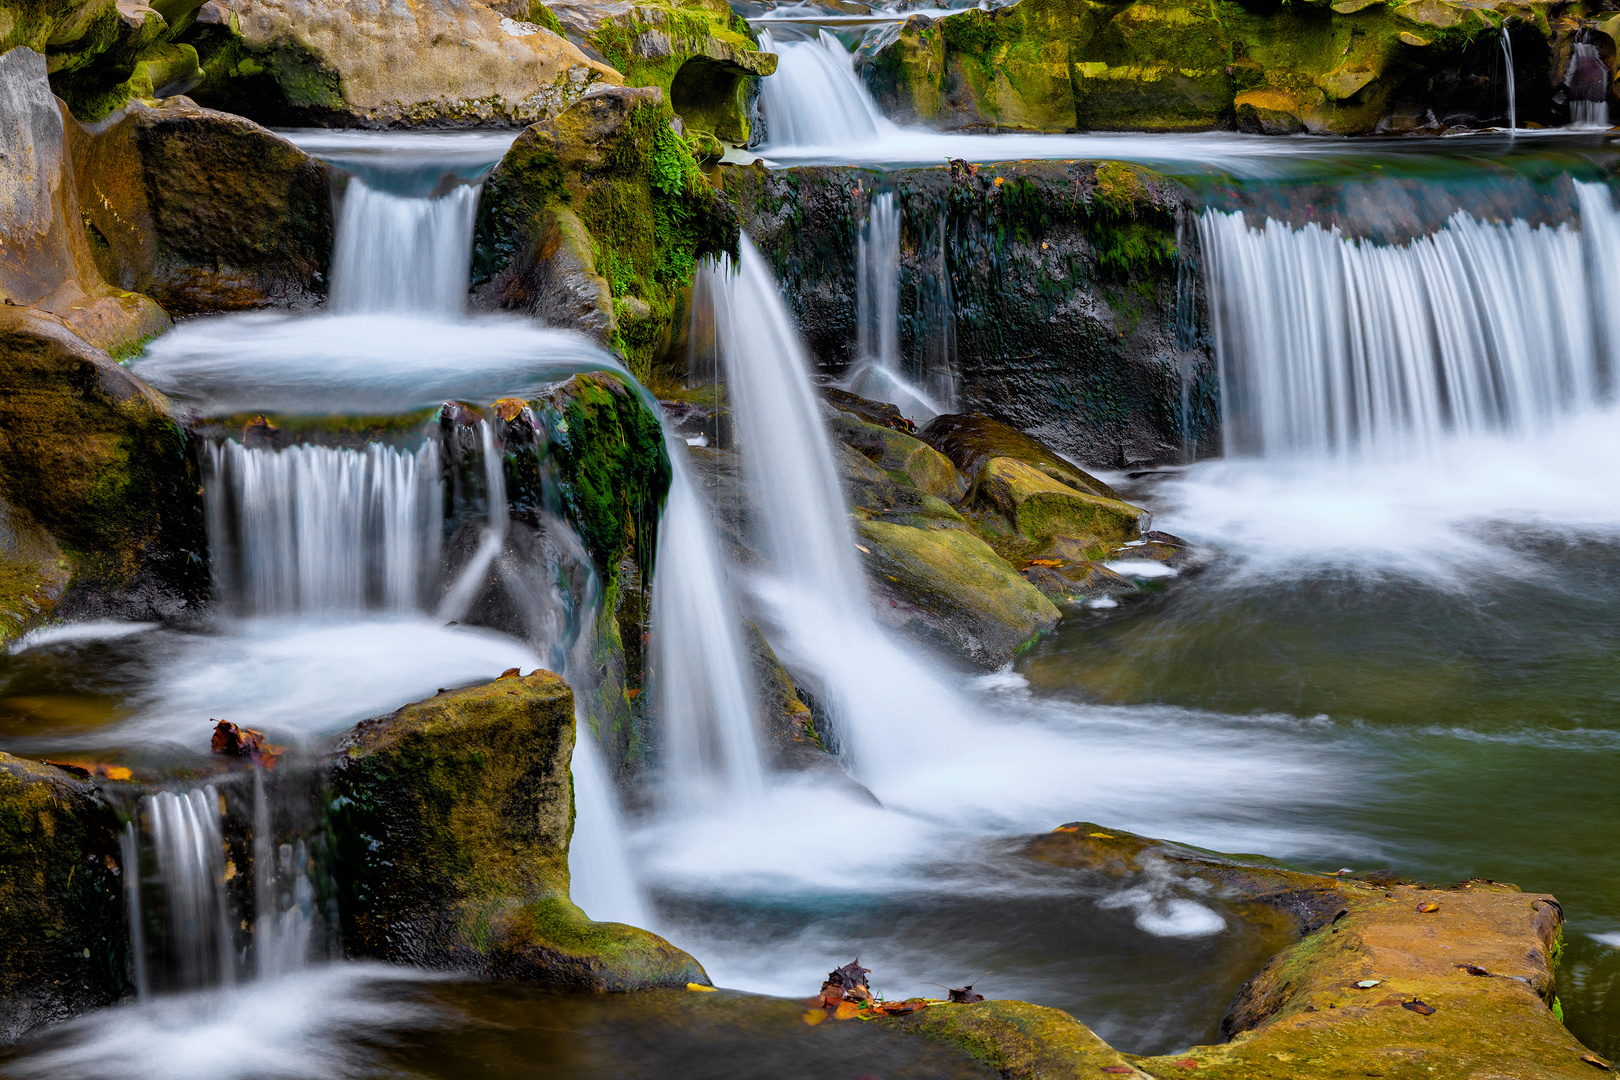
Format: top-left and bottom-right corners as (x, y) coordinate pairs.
(1402, 999), (1437, 1015)
(685, 983), (718, 992)
(801, 1009), (827, 1027)
(1580, 1052), (1612, 1070)
(1416, 902), (1441, 913)
(1355, 979), (1382, 989)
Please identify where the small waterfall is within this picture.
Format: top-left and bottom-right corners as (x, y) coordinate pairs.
(757, 29), (893, 148)
(329, 178), (481, 315)
(857, 191), (901, 370)
(1500, 31), (1517, 135)
(649, 436), (766, 803)
(205, 440), (444, 616)
(138, 787), (236, 993)
(1567, 42), (1612, 129)
(437, 420), (509, 623)
(568, 714), (654, 924)
(1199, 181), (1620, 458)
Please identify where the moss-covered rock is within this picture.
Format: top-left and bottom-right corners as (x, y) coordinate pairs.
(860, 0), (1563, 135)
(920, 412), (1122, 501)
(178, 0), (619, 127)
(877, 822), (1603, 1079)
(544, 0), (776, 144)
(0, 752), (129, 1043)
(856, 517), (1060, 670)
(328, 671), (705, 990)
(473, 84), (739, 381)
(69, 95), (332, 314)
(969, 456), (1144, 545)
(723, 161), (1213, 467)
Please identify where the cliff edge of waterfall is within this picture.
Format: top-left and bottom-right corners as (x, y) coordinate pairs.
(860, 0), (1617, 135)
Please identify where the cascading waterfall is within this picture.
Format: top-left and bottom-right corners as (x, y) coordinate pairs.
(437, 420), (510, 623)
(328, 180), (481, 315)
(205, 440), (443, 615)
(1567, 42), (1612, 129)
(648, 436), (767, 803)
(757, 29), (893, 148)
(1199, 181), (1620, 458)
(1500, 31), (1517, 134)
(141, 787), (235, 993)
(857, 192), (901, 371)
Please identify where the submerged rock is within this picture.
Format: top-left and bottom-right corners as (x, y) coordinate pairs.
(0, 752), (128, 1044)
(328, 672), (706, 990)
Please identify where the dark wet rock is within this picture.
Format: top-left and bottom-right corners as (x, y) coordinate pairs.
(831, 411), (967, 503)
(0, 752), (129, 1044)
(473, 84), (738, 381)
(328, 671), (706, 990)
(1021, 560), (1137, 606)
(70, 95), (333, 314)
(822, 387), (916, 434)
(724, 161), (1213, 467)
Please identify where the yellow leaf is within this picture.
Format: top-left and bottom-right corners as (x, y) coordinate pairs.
(833, 1001), (859, 1021)
(686, 982), (718, 992)
(104, 767), (132, 781)
(802, 1009), (827, 1026)
(494, 398), (527, 422)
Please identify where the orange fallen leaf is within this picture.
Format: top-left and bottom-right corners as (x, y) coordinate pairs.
(104, 766), (133, 781)
(833, 1001), (860, 1021)
(801, 1009), (827, 1026)
(1402, 999), (1436, 1015)
(494, 398), (527, 422)
(1416, 902), (1440, 913)
(1025, 558), (1064, 568)
(499, 667), (521, 679)
(1053, 825), (1080, 833)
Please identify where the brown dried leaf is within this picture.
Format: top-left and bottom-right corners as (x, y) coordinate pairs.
(1581, 1053), (1611, 1070)
(1416, 901), (1441, 913)
(495, 398), (527, 422)
(832, 1001), (860, 1021)
(1402, 999), (1436, 1015)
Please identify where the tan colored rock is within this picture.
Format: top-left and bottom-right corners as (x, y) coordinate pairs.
(228, 0), (621, 125)
(970, 456), (1145, 545)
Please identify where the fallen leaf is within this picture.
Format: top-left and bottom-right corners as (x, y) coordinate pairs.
(499, 667), (521, 679)
(685, 982), (717, 992)
(210, 720), (282, 766)
(833, 1001), (860, 1021)
(855, 544), (871, 554)
(1172, 1059), (1199, 1070)
(1456, 964), (1492, 977)
(104, 766), (132, 781)
(1402, 999), (1436, 1015)
(947, 986), (985, 1004)
(1025, 558), (1064, 568)
(801, 1009), (827, 1026)
(494, 398), (527, 422)
(1581, 1052), (1612, 1070)
(1354, 979), (1382, 989)
(1416, 902), (1440, 913)
(827, 959), (871, 992)
(625, 689), (641, 699)
(1053, 825), (1081, 833)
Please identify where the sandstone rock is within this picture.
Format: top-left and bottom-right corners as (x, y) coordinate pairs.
(473, 84), (738, 380)
(328, 672), (706, 990)
(190, 0), (621, 126)
(857, 517), (1059, 670)
(0, 752), (129, 1043)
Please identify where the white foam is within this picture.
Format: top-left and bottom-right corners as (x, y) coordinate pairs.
(8, 621), (157, 653)
(1103, 561), (1179, 580)
(1592, 931), (1620, 948)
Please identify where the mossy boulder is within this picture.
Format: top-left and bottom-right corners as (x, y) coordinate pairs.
(69, 95), (332, 314)
(969, 456), (1145, 545)
(856, 517), (1060, 670)
(828, 409), (967, 503)
(473, 84), (739, 381)
(180, 0), (619, 127)
(0, 752), (129, 1043)
(920, 413), (1122, 501)
(543, 0), (777, 144)
(860, 0), (1560, 135)
(328, 671), (705, 990)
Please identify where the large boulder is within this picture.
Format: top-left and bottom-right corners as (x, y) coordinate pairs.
(184, 0), (619, 126)
(70, 95), (332, 314)
(920, 413), (1122, 501)
(0, 752), (129, 1044)
(541, 0), (777, 144)
(473, 84), (738, 381)
(968, 457), (1144, 546)
(328, 671), (706, 990)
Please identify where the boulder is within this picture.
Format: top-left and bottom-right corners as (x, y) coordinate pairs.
(328, 671), (706, 990)
(185, 0), (620, 126)
(741, 620), (824, 765)
(473, 84), (738, 380)
(829, 410), (968, 503)
(0, 752), (129, 1044)
(69, 95), (332, 314)
(542, 0), (777, 143)
(969, 456), (1145, 545)
(856, 517), (1060, 670)
(920, 413), (1122, 500)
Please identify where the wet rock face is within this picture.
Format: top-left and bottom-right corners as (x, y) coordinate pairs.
(181, 0), (619, 127)
(0, 753), (129, 1044)
(723, 161), (1215, 469)
(328, 672), (706, 990)
(473, 84), (739, 382)
(859, 0), (1562, 135)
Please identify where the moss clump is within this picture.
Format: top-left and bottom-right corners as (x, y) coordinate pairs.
(474, 87), (738, 382)
(328, 673), (705, 990)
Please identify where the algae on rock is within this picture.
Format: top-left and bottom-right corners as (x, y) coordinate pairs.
(328, 672), (705, 990)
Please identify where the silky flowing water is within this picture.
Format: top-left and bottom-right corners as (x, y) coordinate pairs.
(3, 48), (1620, 1080)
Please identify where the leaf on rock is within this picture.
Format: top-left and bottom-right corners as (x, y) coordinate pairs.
(1354, 979), (1381, 989)
(495, 398), (528, 422)
(210, 720), (282, 766)
(1416, 901), (1440, 913)
(801, 1009), (827, 1027)
(685, 982), (717, 992)
(1101, 1068), (1135, 1075)
(1402, 999), (1436, 1015)
(833, 1001), (860, 1021)
(1456, 964), (1493, 977)
(1580, 1052), (1612, 1070)
(828, 959), (871, 992)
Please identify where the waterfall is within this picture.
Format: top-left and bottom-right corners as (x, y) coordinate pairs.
(328, 179), (481, 315)
(436, 420), (509, 623)
(1567, 42), (1612, 129)
(1199, 181), (1620, 458)
(649, 437), (767, 803)
(857, 191), (901, 371)
(1500, 31), (1516, 135)
(139, 788), (236, 993)
(205, 440), (443, 616)
(568, 715), (655, 924)
(757, 29), (893, 149)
